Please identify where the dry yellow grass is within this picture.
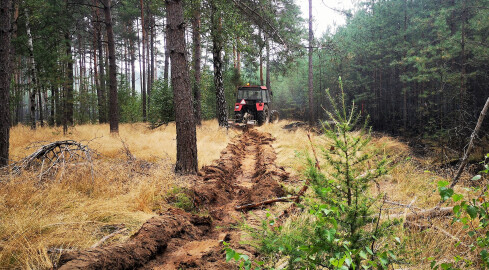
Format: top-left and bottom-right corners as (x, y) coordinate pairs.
(10, 120), (232, 167)
(0, 119), (479, 269)
(0, 120), (233, 269)
(259, 121), (479, 269)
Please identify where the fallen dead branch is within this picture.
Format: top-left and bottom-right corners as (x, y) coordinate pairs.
(235, 196), (298, 211)
(386, 206), (453, 221)
(384, 199), (422, 211)
(12, 140), (95, 180)
(91, 228), (128, 248)
(449, 96), (489, 189)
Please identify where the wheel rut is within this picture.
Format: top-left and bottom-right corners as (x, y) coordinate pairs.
(57, 129), (289, 270)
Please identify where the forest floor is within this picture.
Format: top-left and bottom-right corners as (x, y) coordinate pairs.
(0, 121), (482, 269)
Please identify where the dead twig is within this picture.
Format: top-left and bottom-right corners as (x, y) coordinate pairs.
(119, 137), (135, 162)
(386, 206), (453, 221)
(90, 228), (128, 248)
(235, 196), (298, 211)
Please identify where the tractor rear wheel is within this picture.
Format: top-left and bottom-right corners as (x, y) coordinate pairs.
(257, 105), (270, 126)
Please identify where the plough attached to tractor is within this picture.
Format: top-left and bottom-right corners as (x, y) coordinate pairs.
(228, 84), (279, 128)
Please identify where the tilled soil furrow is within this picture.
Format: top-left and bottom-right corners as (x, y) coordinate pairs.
(57, 129), (287, 270)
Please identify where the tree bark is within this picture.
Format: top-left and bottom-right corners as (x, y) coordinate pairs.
(166, 0), (198, 174)
(308, 0), (314, 124)
(211, 0), (228, 127)
(402, 0), (408, 130)
(0, 0), (12, 166)
(259, 31), (264, 85)
(130, 22), (136, 96)
(91, 2), (103, 123)
(459, 0), (467, 125)
(38, 86), (43, 127)
(266, 38), (271, 91)
(65, 32), (74, 126)
(149, 14), (155, 104)
(95, 2), (107, 124)
(78, 34), (87, 123)
(140, 1), (147, 122)
(10, 0), (18, 126)
(25, 7), (37, 130)
(164, 21), (170, 82)
(102, 0), (119, 133)
(192, 0), (202, 125)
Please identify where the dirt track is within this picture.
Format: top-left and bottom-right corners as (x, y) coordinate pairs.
(58, 128), (288, 270)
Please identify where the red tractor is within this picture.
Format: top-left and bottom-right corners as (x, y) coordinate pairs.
(232, 85), (278, 126)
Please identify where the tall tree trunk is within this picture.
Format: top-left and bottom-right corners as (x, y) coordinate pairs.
(124, 28), (129, 81)
(130, 22), (136, 96)
(211, 0), (228, 127)
(192, 0), (202, 125)
(95, 3), (107, 123)
(266, 38), (271, 91)
(137, 18), (143, 99)
(49, 85), (55, 126)
(10, 1), (18, 126)
(459, 0), (467, 125)
(65, 32), (74, 126)
(79, 34), (87, 123)
(259, 31), (264, 85)
(308, 0), (314, 124)
(402, 0), (407, 130)
(92, 5), (103, 124)
(0, 0), (12, 166)
(140, 1), (147, 122)
(166, 0), (198, 174)
(146, 16), (151, 106)
(25, 7), (37, 130)
(149, 14), (155, 104)
(164, 21), (170, 82)
(102, 0), (119, 133)
(38, 86), (43, 127)
(236, 36), (240, 76)
(55, 85), (62, 126)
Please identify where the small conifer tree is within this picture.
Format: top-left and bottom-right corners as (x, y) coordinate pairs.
(257, 78), (397, 269)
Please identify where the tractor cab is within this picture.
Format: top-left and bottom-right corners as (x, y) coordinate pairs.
(234, 85), (271, 125)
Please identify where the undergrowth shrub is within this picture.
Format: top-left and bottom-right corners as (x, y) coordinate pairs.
(247, 79), (400, 269)
(432, 154), (489, 269)
(118, 80), (142, 123)
(148, 79), (174, 125)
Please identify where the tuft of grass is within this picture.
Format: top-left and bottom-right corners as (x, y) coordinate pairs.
(164, 186), (195, 212)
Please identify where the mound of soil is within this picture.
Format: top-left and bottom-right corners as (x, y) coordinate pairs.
(58, 208), (211, 269)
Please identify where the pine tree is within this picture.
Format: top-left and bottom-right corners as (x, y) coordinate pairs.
(0, 0), (12, 166)
(166, 0), (198, 174)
